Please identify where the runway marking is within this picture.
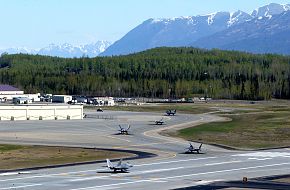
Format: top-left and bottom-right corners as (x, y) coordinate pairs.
(0, 169), (106, 182)
(205, 160), (242, 166)
(126, 167), (185, 176)
(0, 158), (214, 182)
(120, 141), (176, 147)
(69, 162), (290, 190)
(233, 152), (290, 158)
(69, 176), (109, 182)
(248, 157), (272, 161)
(69, 179), (165, 190)
(156, 162), (290, 180)
(195, 180), (221, 185)
(0, 183), (42, 190)
(0, 172), (30, 176)
(105, 135), (131, 142)
(69, 167), (184, 182)
(135, 157), (217, 167)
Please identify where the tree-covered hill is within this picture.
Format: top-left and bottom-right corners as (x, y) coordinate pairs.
(0, 47), (290, 100)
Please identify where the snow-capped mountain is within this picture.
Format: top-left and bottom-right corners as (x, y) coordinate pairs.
(102, 3), (290, 56)
(0, 41), (111, 58)
(101, 11), (251, 56)
(251, 3), (290, 19)
(192, 10), (290, 54)
(0, 47), (37, 55)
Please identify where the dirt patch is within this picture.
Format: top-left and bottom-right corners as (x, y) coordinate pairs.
(0, 145), (134, 170)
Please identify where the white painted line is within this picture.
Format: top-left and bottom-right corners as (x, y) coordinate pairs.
(0, 169), (106, 182)
(159, 162), (290, 180)
(195, 179), (222, 185)
(248, 157), (272, 161)
(70, 179), (162, 190)
(70, 167), (184, 182)
(69, 162), (290, 190)
(233, 152), (290, 158)
(0, 157), (215, 182)
(69, 176), (109, 182)
(0, 172), (30, 176)
(127, 167), (185, 176)
(135, 157), (217, 167)
(106, 135), (131, 142)
(0, 183), (42, 190)
(205, 160), (242, 166)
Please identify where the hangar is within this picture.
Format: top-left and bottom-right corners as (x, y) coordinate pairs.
(0, 84), (24, 101)
(0, 104), (83, 121)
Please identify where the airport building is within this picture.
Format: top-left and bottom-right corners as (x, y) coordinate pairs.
(92, 97), (115, 106)
(0, 104), (83, 121)
(0, 84), (24, 101)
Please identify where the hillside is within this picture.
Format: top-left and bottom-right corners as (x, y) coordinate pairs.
(102, 3), (290, 56)
(1, 47), (290, 100)
(192, 11), (290, 54)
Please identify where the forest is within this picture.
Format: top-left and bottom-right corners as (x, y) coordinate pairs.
(0, 47), (290, 100)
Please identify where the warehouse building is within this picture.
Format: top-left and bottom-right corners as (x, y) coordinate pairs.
(0, 104), (83, 121)
(0, 84), (24, 101)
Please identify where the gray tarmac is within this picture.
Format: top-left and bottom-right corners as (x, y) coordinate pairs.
(0, 110), (289, 189)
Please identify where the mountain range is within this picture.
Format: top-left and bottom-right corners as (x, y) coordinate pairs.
(0, 41), (111, 58)
(102, 3), (290, 56)
(2, 3), (290, 57)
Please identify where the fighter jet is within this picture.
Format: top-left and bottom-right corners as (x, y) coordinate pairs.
(155, 118), (165, 125)
(185, 142), (203, 154)
(106, 158), (133, 172)
(166, 109), (176, 116)
(118, 124), (131, 135)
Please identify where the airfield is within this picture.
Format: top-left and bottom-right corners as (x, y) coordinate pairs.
(0, 110), (290, 189)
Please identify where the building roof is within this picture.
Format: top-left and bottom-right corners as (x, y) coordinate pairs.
(0, 85), (21, 91)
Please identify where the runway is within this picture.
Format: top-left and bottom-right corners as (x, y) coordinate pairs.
(0, 110), (289, 189)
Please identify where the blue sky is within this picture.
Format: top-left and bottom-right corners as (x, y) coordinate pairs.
(0, 0), (289, 49)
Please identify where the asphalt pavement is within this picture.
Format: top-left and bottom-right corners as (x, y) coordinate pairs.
(0, 110), (289, 189)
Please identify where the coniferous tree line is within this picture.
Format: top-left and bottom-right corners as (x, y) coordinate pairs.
(0, 47), (290, 100)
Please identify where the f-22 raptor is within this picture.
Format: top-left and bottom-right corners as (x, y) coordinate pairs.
(106, 158), (133, 172)
(166, 109), (176, 116)
(118, 124), (131, 135)
(155, 118), (165, 125)
(185, 142), (203, 154)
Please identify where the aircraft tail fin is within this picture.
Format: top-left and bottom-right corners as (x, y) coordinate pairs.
(127, 125), (131, 131)
(106, 159), (114, 168)
(117, 158), (122, 166)
(199, 143), (203, 150)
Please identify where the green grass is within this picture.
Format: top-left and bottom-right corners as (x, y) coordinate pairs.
(175, 111), (290, 149)
(85, 104), (216, 114)
(0, 144), (24, 152)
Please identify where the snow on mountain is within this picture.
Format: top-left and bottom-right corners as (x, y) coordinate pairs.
(0, 47), (37, 55)
(228, 10), (253, 26)
(0, 41), (112, 58)
(192, 9), (290, 55)
(251, 3), (290, 19)
(102, 3), (290, 56)
(38, 41), (112, 58)
(101, 11), (249, 56)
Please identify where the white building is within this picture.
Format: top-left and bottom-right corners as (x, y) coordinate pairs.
(0, 85), (24, 101)
(0, 104), (83, 121)
(93, 97), (115, 106)
(13, 97), (32, 104)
